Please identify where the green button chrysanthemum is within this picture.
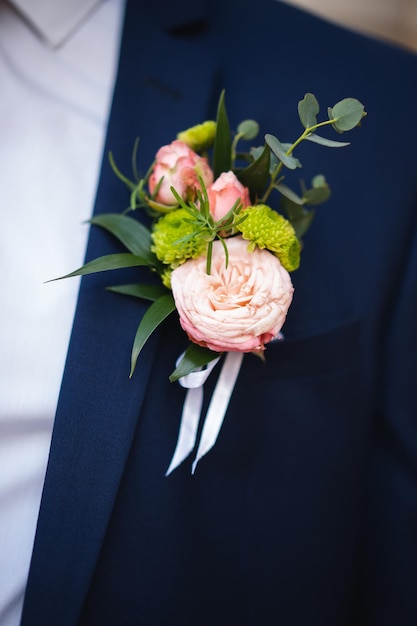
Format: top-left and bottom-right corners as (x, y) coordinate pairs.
(160, 267), (173, 289)
(236, 204), (301, 271)
(177, 121), (216, 152)
(151, 208), (208, 268)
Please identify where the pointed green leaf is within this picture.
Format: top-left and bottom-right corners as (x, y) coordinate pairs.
(130, 294), (176, 376)
(298, 93), (320, 129)
(169, 342), (220, 382)
(236, 143), (271, 201)
(89, 213), (159, 267)
(49, 253), (150, 282)
(274, 182), (304, 205)
(265, 134), (301, 170)
(329, 98), (366, 132)
(213, 90), (232, 178)
(306, 133), (350, 148)
(106, 283), (168, 301)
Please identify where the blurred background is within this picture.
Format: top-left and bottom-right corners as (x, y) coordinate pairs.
(284, 0), (417, 52)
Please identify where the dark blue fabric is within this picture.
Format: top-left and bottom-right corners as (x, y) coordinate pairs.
(22, 0), (417, 624)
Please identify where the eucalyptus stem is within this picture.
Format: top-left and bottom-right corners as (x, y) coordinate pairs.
(261, 117), (339, 203)
(230, 132), (243, 165)
(288, 118), (338, 155)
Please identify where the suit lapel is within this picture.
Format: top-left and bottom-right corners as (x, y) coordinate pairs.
(21, 2), (216, 624)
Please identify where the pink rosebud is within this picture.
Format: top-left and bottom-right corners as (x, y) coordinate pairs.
(148, 140), (213, 206)
(171, 236), (294, 353)
(207, 171), (251, 222)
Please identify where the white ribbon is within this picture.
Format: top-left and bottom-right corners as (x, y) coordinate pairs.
(165, 351), (244, 476)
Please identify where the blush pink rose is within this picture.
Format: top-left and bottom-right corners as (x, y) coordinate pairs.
(170, 236), (294, 352)
(207, 171), (251, 222)
(148, 140), (213, 206)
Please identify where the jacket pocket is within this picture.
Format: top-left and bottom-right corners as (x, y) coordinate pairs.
(241, 317), (362, 382)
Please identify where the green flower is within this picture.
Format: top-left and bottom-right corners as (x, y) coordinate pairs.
(177, 121), (216, 152)
(151, 208), (208, 268)
(160, 267), (173, 289)
(236, 204), (301, 271)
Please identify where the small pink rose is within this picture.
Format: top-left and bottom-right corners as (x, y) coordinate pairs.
(207, 171), (251, 222)
(171, 236), (294, 353)
(148, 140), (213, 206)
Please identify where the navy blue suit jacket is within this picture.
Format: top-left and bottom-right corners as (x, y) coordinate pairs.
(22, 1), (417, 624)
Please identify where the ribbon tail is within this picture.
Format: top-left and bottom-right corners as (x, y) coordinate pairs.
(192, 351), (244, 474)
(165, 386), (203, 476)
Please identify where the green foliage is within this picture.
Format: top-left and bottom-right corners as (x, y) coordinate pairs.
(49, 253), (151, 281)
(305, 133), (350, 148)
(106, 283), (168, 301)
(130, 294), (176, 377)
(303, 175), (331, 205)
(236, 119), (259, 141)
(280, 175), (331, 239)
(236, 144), (271, 201)
(213, 90), (232, 178)
(265, 134), (301, 170)
(329, 98), (366, 132)
(169, 343), (220, 382)
(298, 93), (320, 128)
(89, 213), (159, 268)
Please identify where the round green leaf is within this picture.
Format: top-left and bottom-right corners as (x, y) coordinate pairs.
(330, 98), (365, 132)
(298, 93), (320, 129)
(237, 119), (259, 140)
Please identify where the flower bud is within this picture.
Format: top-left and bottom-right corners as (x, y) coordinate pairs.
(207, 171), (251, 222)
(148, 140), (213, 207)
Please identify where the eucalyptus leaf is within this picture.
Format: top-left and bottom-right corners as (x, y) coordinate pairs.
(265, 134), (301, 170)
(106, 283), (168, 301)
(306, 133), (350, 148)
(292, 210), (315, 239)
(49, 253), (151, 282)
(303, 185), (331, 205)
(130, 294), (176, 377)
(237, 119), (259, 140)
(329, 98), (365, 132)
(237, 143), (271, 201)
(280, 198), (315, 239)
(213, 90), (231, 178)
(298, 93), (320, 129)
(249, 146), (263, 161)
(312, 174), (326, 187)
(89, 213), (159, 267)
(169, 343), (220, 382)
(274, 182), (304, 205)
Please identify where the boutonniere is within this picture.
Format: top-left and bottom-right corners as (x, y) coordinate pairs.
(54, 91), (365, 474)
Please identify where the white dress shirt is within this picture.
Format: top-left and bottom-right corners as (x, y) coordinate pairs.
(0, 1), (125, 623)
